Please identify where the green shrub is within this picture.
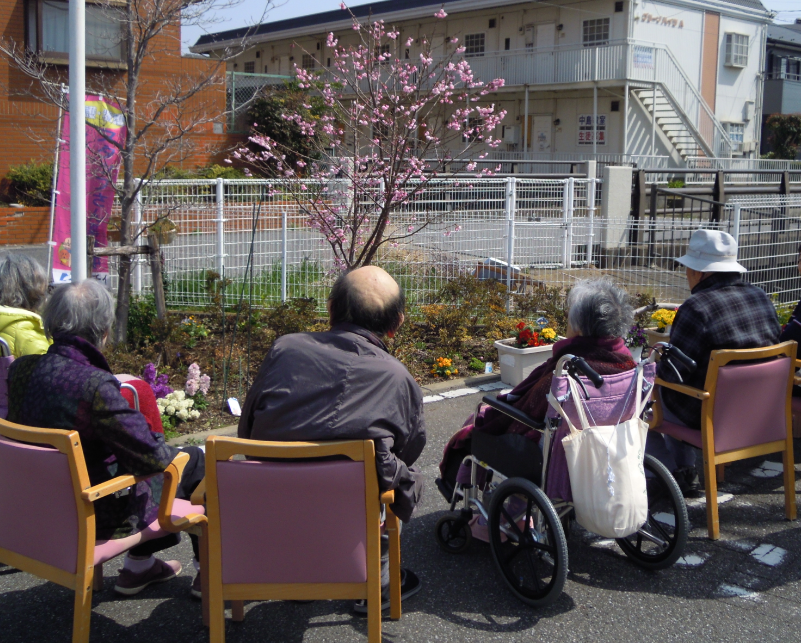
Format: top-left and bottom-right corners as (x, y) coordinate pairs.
(513, 285), (570, 336)
(127, 296), (158, 348)
(197, 164), (246, 180)
(7, 160), (53, 206)
(468, 357), (485, 371)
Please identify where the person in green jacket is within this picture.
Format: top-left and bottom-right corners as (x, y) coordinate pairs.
(0, 254), (51, 357)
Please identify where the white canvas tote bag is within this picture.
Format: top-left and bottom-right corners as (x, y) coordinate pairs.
(547, 366), (648, 538)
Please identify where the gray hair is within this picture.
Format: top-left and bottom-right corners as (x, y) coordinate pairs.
(0, 253), (48, 311)
(567, 278), (633, 338)
(43, 280), (114, 348)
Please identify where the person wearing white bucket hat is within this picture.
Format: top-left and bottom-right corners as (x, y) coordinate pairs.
(647, 229), (780, 497)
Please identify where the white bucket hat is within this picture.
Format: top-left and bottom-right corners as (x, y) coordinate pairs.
(675, 229), (746, 273)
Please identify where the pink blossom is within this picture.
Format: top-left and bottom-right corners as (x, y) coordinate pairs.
(434, 8), (448, 19)
(185, 379), (199, 396)
(199, 375), (211, 395)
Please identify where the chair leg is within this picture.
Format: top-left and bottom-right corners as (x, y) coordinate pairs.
(716, 463), (725, 483)
(199, 524), (210, 629)
(231, 601), (245, 622)
(782, 448), (797, 521)
(386, 512), (401, 621)
(92, 563), (103, 593)
(704, 455), (720, 540)
(72, 573), (93, 643)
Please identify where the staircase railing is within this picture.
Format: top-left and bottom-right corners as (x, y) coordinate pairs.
(629, 43), (732, 158)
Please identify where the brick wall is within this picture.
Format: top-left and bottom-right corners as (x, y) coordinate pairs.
(0, 207), (50, 245)
(0, 3), (235, 195)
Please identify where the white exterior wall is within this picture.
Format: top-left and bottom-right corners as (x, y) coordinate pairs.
(632, 1), (704, 87)
(716, 16), (765, 147)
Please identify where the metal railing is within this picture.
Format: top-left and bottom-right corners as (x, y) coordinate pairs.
(227, 72), (293, 133)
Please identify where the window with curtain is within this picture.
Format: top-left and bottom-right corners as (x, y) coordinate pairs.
(28, 0), (124, 61)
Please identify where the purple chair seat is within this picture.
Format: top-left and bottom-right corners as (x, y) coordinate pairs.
(651, 421), (702, 448)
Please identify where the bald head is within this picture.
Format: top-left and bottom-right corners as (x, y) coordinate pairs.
(328, 266), (405, 336)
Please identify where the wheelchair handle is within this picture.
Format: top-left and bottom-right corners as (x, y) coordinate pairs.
(651, 342), (697, 373)
(571, 357), (605, 388)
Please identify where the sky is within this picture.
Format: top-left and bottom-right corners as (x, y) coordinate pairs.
(182, 0), (801, 53)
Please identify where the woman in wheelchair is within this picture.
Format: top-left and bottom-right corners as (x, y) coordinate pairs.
(438, 278), (637, 496)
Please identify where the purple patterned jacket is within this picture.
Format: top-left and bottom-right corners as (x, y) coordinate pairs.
(7, 334), (176, 540)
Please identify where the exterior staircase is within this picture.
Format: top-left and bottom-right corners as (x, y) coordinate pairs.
(631, 85), (707, 160)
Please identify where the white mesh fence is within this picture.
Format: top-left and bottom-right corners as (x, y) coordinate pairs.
(106, 178), (796, 311)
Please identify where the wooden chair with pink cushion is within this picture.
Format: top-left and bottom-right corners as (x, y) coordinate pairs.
(202, 436), (401, 643)
(650, 341), (797, 540)
(0, 417), (206, 643)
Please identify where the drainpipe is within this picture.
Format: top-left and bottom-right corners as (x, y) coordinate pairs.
(651, 82), (657, 156)
(523, 85), (529, 155)
(623, 81), (629, 157)
(593, 84), (598, 155)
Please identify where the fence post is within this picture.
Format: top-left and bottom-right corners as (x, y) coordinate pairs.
(505, 176), (516, 312)
(587, 178), (597, 267)
(215, 178), (225, 275)
(562, 179), (574, 269)
(732, 203), (741, 244)
(133, 178), (142, 295)
(281, 208), (288, 303)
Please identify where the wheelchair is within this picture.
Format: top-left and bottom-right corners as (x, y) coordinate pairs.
(434, 344), (693, 607)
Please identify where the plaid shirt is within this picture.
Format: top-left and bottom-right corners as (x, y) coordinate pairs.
(658, 272), (780, 429)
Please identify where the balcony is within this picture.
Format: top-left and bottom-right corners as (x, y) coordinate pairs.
(764, 72), (801, 116)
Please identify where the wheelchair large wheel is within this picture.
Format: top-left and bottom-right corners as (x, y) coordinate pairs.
(488, 478), (567, 608)
(616, 454), (688, 570)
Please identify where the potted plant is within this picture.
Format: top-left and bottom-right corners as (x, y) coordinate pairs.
(148, 217), (179, 245)
(645, 308), (677, 346)
(495, 321), (558, 386)
(626, 324), (648, 362)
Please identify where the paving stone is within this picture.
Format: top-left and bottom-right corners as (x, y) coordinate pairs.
(749, 544), (788, 567)
(422, 395), (444, 403)
(440, 387), (481, 399)
(750, 461), (785, 478)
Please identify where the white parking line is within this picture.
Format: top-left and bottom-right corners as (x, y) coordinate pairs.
(440, 387), (481, 399)
(422, 395), (444, 404)
(718, 584), (759, 600)
(750, 544), (787, 567)
(750, 460), (784, 478)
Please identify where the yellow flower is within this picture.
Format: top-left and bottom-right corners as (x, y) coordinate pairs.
(453, 369), (458, 374)
(541, 328), (557, 341)
(445, 370), (451, 376)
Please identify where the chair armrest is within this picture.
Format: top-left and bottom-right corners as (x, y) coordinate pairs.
(190, 477), (206, 506)
(82, 474), (143, 502)
(654, 378), (710, 401)
(158, 451), (206, 532)
(480, 395), (545, 433)
(379, 490), (394, 505)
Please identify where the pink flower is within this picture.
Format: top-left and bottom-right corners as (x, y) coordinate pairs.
(185, 379), (199, 396)
(340, 2), (346, 8)
(434, 8), (448, 19)
(199, 375), (211, 395)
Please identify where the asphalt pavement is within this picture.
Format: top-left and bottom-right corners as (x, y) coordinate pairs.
(2, 376), (801, 643)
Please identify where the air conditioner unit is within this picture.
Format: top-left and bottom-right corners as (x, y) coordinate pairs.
(742, 141), (757, 153)
(503, 125), (520, 143)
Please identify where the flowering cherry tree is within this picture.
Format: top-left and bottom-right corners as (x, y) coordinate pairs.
(234, 4), (506, 269)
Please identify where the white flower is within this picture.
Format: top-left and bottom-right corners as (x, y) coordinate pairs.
(165, 405), (176, 415)
(174, 391), (186, 402)
(185, 399), (194, 408)
(190, 410), (200, 420)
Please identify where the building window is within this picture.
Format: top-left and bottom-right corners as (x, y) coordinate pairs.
(724, 33), (748, 68)
(582, 18), (610, 47)
(244, 61), (255, 73)
(374, 43), (391, 63)
(614, 1), (624, 12)
(504, 37), (511, 51)
(302, 54), (316, 70)
(488, 18), (496, 29)
(464, 33), (485, 57)
(725, 123), (744, 153)
(25, 0), (125, 62)
(462, 117), (484, 142)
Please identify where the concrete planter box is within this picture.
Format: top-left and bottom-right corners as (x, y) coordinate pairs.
(644, 326), (671, 347)
(495, 339), (556, 387)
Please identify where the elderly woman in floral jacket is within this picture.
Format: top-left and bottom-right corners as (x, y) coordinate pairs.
(7, 280), (205, 598)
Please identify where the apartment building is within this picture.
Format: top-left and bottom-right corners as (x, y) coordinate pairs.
(193, 0), (773, 165)
(0, 0), (230, 186)
(761, 20), (801, 157)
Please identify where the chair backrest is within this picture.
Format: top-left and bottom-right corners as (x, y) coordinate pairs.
(547, 362), (656, 427)
(0, 419), (91, 575)
(706, 345), (795, 453)
(205, 437), (377, 587)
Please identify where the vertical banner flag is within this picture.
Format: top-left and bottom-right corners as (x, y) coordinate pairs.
(52, 95), (127, 284)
